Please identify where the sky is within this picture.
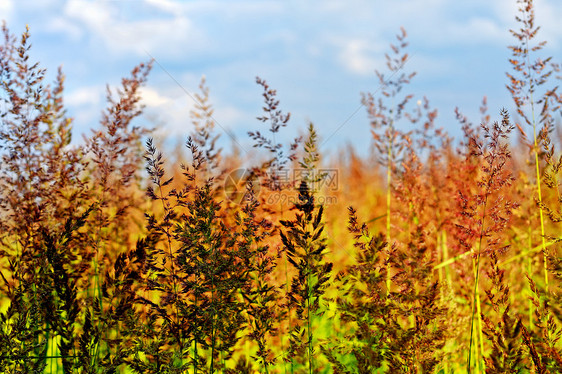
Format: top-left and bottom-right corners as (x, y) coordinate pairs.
(2, 0), (562, 158)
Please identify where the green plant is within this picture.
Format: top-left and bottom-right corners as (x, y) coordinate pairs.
(281, 180), (332, 373)
(1, 2), (562, 372)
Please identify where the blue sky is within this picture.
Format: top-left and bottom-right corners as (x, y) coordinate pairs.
(2, 0), (562, 157)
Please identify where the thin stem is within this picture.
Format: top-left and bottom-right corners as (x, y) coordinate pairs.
(386, 139), (392, 296)
(523, 13), (549, 293)
(438, 233), (444, 303)
(528, 227), (534, 328)
(285, 249), (293, 374)
(443, 231), (453, 288)
(532, 122), (548, 290)
(307, 266), (313, 373)
(467, 194), (488, 373)
(280, 201), (293, 374)
(210, 238), (216, 374)
(194, 293), (198, 374)
(92, 194), (105, 369)
(468, 254), (480, 374)
(157, 184), (183, 359)
(522, 18), (553, 345)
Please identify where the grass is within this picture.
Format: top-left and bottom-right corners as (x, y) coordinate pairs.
(0, 0), (561, 372)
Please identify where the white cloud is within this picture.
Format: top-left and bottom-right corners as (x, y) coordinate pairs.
(0, 0), (14, 23)
(410, 54), (454, 77)
(64, 85), (105, 135)
(446, 17), (506, 45)
(66, 85), (103, 107)
(410, 0), (558, 48)
(534, 0), (562, 48)
(45, 17), (83, 41)
(140, 86), (172, 107)
(117, 18), (193, 55)
(65, 0), (112, 27)
(145, 0), (183, 16)
(214, 105), (248, 129)
(62, 0), (198, 58)
(302, 1), (510, 78)
(332, 37), (386, 76)
(139, 83), (194, 137)
(183, 0), (284, 16)
(488, 0), (562, 48)
(137, 78), (252, 140)
(8, 0), (560, 151)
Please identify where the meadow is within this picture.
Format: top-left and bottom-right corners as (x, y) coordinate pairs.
(0, 0), (561, 373)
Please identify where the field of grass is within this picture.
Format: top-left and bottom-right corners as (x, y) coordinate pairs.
(0, 1), (561, 373)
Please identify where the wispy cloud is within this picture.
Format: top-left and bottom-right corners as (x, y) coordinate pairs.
(65, 84), (105, 138)
(140, 86), (172, 107)
(145, 0), (183, 16)
(534, 0), (562, 48)
(0, 0), (14, 23)
(61, 0), (197, 57)
(333, 37), (386, 76)
(66, 85), (103, 108)
(4, 0), (562, 151)
(139, 78), (252, 142)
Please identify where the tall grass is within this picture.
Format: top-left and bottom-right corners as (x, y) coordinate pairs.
(0, 1), (561, 372)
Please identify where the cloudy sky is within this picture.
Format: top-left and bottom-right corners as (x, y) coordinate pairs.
(2, 0), (562, 157)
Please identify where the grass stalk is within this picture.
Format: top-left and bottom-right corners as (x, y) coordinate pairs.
(386, 138), (392, 296)
(467, 193), (489, 373)
(527, 227), (535, 326)
(438, 233), (444, 302)
(442, 231), (453, 288)
(284, 250), (293, 374)
(157, 185), (183, 363)
(307, 260), (313, 374)
(526, 53), (550, 296)
(92, 212), (103, 368)
(521, 10), (554, 345)
(210, 230), (217, 374)
(281, 201), (293, 374)
(528, 109), (549, 287)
